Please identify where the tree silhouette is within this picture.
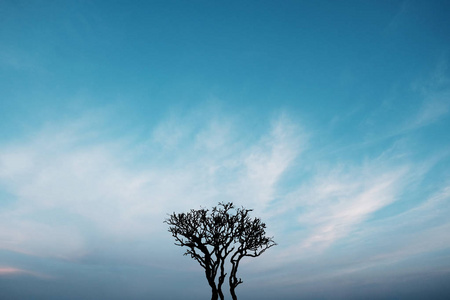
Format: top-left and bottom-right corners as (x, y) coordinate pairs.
(165, 202), (276, 300)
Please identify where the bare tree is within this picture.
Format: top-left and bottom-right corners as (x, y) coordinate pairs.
(165, 202), (276, 300)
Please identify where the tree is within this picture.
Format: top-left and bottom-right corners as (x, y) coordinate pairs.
(164, 202), (276, 300)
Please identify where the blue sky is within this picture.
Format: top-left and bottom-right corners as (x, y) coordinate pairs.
(1, 0), (450, 299)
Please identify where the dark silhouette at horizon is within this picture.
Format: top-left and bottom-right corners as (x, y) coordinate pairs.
(165, 202), (276, 300)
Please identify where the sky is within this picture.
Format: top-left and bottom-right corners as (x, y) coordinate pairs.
(1, 0), (450, 299)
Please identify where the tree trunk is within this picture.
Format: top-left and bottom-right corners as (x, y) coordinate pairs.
(208, 279), (219, 300)
(217, 259), (226, 300)
(208, 281), (219, 300)
(211, 289), (219, 300)
(218, 288), (224, 300)
(230, 285), (238, 300)
(229, 255), (242, 300)
(206, 268), (218, 300)
(229, 273), (239, 300)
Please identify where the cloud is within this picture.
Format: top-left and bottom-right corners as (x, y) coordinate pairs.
(408, 95), (450, 130)
(0, 109), (303, 263)
(0, 266), (50, 279)
(406, 58), (450, 130)
(1, 103), (449, 292)
(237, 115), (304, 210)
(257, 174), (450, 288)
(267, 158), (412, 266)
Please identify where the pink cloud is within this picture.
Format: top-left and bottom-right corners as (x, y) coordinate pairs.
(0, 266), (51, 279)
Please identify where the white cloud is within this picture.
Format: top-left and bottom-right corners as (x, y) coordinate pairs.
(1, 105), (449, 291)
(256, 177), (450, 288)
(238, 115), (304, 210)
(269, 162), (410, 265)
(0, 110), (302, 263)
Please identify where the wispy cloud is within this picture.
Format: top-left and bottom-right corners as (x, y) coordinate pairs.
(406, 93), (450, 131)
(400, 59), (450, 132)
(0, 266), (50, 279)
(1, 103), (449, 291)
(269, 159), (412, 264)
(0, 109), (303, 264)
(258, 175), (450, 287)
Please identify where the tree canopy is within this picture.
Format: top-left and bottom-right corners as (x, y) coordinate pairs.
(165, 202), (276, 300)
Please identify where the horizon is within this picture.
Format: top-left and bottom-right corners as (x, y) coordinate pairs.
(1, 1), (450, 299)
